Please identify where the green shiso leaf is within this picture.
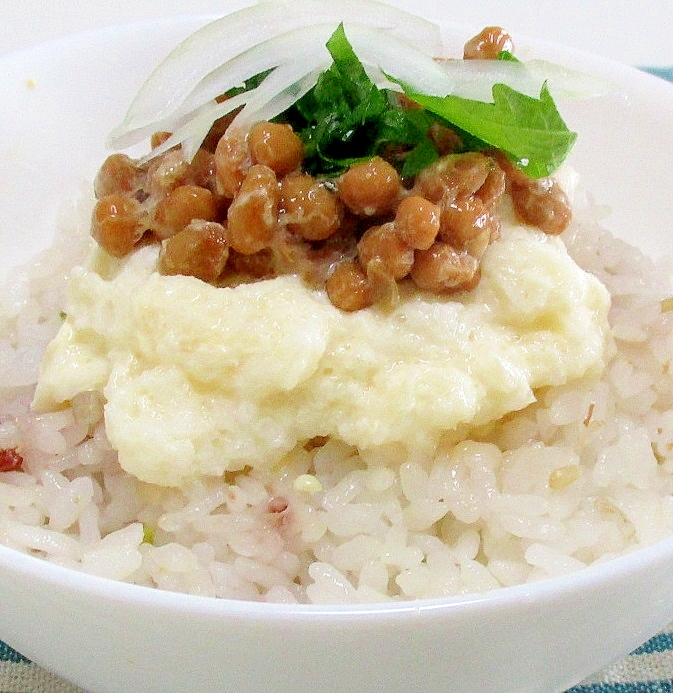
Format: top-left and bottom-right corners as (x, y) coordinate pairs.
(278, 24), (576, 179)
(496, 50), (520, 62)
(286, 23), (390, 173)
(401, 82), (577, 179)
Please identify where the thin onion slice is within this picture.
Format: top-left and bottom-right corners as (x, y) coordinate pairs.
(345, 25), (455, 97)
(173, 25), (334, 126)
(437, 59), (613, 101)
(123, 21), (455, 163)
(159, 22), (454, 142)
(110, 0), (443, 143)
(115, 25), (335, 151)
(231, 66), (329, 134)
(144, 62), (329, 163)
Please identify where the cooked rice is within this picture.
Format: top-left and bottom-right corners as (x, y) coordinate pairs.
(1, 185), (673, 604)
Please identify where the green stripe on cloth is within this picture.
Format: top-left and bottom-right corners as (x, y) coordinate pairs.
(570, 683), (673, 692)
(640, 66), (673, 82)
(566, 629), (673, 691)
(634, 633), (673, 656)
(0, 643), (28, 665)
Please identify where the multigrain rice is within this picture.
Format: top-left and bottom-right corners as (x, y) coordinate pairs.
(1, 186), (673, 604)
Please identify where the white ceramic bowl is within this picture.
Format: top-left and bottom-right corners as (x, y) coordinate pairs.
(2, 12), (673, 693)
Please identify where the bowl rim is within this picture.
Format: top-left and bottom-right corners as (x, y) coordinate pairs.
(3, 530), (673, 620)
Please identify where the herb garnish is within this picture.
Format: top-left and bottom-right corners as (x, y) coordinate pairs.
(279, 24), (576, 180)
(282, 24), (439, 178)
(403, 83), (577, 179)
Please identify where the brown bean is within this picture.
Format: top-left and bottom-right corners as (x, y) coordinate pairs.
(338, 157), (401, 217)
(428, 123), (463, 156)
(439, 196), (500, 260)
(228, 248), (276, 280)
(394, 195), (440, 250)
(357, 223), (414, 280)
(476, 164), (506, 208)
(414, 152), (491, 204)
(439, 194), (500, 259)
(146, 150), (191, 197)
(152, 185), (219, 240)
(215, 132), (251, 198)
(467, 226), (494, 261)
(94, 154), (140, 198)
(440, 195), (485, 244)
(188, 148), (219, 193)
(279, 173), (342, 241)
(510, 177), (572, 235)
(150, 131), (173, 149)
(411, 242), (479, 293)
(201, 110), (239, 153)
(248, 122), (303, 177)
(158, 220), (229, 283)
(226, 164), (279, 255)
(325, 260), (373, 312)
(463, 26), (514, 60)
(91, 194), (144, 258)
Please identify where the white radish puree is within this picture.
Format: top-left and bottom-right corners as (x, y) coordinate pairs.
(33, 213), (610, 487)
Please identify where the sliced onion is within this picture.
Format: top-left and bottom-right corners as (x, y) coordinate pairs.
(140, 93), (245, 164)
(113, 24), (334, 150)
(174, 21), (454, 130)
(437, 58), (613, 102)
(140, 61), (329, 163)
(115, 17), (453, 162)
(110, 0), (442, 143)
(525, 60), (614, 99)
(341, 24), (455, 97)
(231, 66), (329, 133)
(154, 24), (335, 135)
